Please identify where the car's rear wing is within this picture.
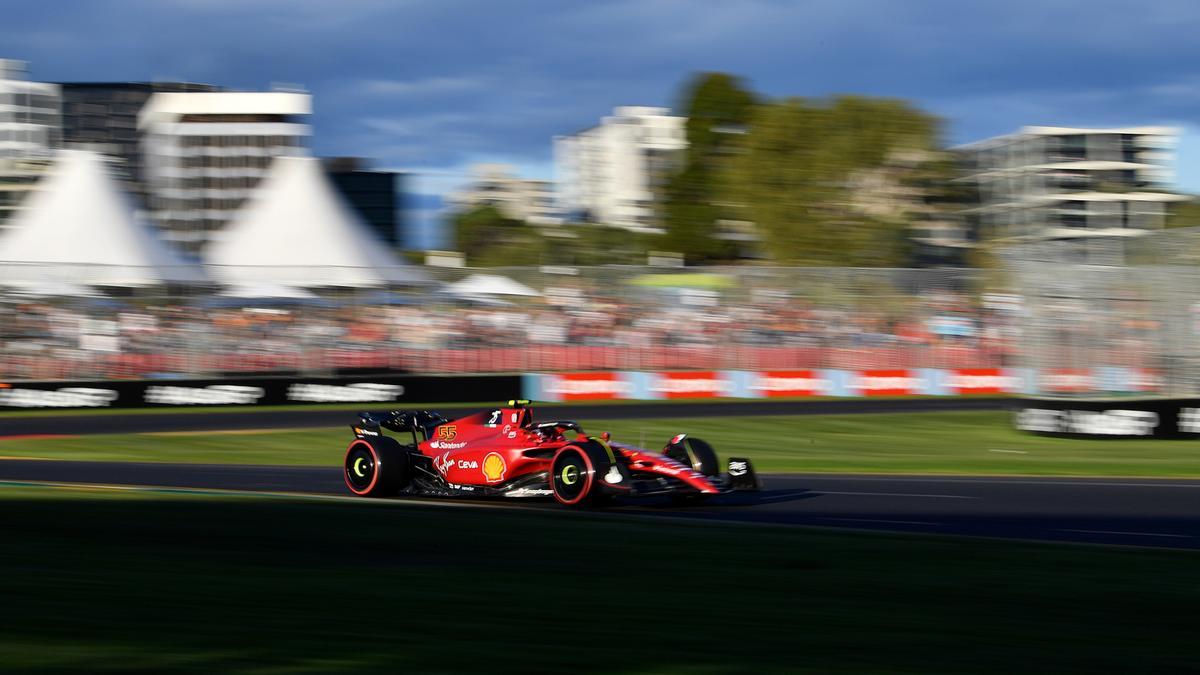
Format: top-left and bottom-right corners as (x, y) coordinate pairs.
(353, 410), (449, 444)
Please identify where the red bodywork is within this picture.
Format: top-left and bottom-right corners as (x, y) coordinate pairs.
(417, 404), (720, 495)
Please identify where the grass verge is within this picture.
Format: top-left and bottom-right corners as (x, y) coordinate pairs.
(3, 411), (1200, 477)
(0, 484), (1194, 674)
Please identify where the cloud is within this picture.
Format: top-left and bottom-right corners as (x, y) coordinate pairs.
(7, 0), (1200, 186)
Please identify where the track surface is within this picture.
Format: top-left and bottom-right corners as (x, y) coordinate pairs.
(1, 459), (1196, 550)
(1, 397), (1010, 436)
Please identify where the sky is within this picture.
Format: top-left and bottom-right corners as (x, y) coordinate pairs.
(6, 0), (1200, 246)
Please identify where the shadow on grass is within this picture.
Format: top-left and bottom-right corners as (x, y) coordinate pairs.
(0, 491), (1195, 673)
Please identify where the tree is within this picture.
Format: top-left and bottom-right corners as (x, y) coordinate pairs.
(451, 206), (544, 267)
(724, 95), (938, 265)
(1165, 198), (1200, 228)
(661, 72), (755, 263)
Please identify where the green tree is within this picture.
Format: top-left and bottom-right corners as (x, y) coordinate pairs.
(451, 206), (544, 267)
(1165, 198), (1200, 228)
(661, 72), (755, 263)
(724, 95), (938, 265)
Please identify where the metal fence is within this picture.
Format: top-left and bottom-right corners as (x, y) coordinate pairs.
(0, 263), (1011, 381)
(1003, 227), (1200, 397)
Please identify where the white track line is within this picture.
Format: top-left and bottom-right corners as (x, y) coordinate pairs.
(1056, 528), (1192, 539)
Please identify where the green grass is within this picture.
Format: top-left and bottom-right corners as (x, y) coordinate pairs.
(0, 484), (1193, 673)
(4, 411), (1200, 477)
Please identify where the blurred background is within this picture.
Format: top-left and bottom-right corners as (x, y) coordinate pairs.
(4, 1), (1200, 397)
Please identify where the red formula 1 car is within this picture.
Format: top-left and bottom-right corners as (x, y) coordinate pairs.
(342, 400), (760, 506)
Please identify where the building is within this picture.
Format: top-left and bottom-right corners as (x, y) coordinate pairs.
(554, 106), (685, 231)
(138, 89), (311, 256)
(0, 59), (59, 161)
(956, 126), (1188, 243)
(0, 59), (59, 226)
(57, 81), (220, 201)
(445, 163), (560, 225)
(323, 157), (403, 247)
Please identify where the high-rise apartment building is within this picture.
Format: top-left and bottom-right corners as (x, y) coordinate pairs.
(138, 90), (311, 255)
(956, 126), (1188, 241)
(554, 106), (685, 231)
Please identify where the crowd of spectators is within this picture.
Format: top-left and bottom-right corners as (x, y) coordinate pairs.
(0, 283), (1025, 381)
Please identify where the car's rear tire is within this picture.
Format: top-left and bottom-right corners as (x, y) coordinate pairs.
(550, 442), (612, 507)
(344, 436), (409, 497)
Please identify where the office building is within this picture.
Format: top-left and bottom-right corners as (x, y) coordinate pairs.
(323, 156), (403, 247)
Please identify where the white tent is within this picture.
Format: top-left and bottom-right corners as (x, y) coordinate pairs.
(206, 156), (425, 288)
(0, 150), (206, 286)
(0, 280), (103, 298)
(219, 282), (318, 299)
(444, 274), (540, 297)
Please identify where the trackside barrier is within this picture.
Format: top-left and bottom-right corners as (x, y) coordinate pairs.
(0, 374), (522, 411)
(1015, 397), (1200, 438)
(522, 367), (1163, 401)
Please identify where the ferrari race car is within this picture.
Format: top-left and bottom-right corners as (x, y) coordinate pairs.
(343, 400), (760, 506)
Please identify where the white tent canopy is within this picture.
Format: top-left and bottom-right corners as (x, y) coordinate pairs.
(0, 280), (103, 298)
(444, 274), (541, 297)
(0, 150), (206, 286)
(218, 282), (317, 299)
(206, 156), (425, 288)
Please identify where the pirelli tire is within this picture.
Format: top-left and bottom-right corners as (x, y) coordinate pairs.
(549, 441), (614, 507)
(344, 436), (410, 497)
(665, 436), (720, 505)
(666, 436), (720, 477)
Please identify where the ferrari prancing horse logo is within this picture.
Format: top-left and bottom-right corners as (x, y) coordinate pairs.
(436, 425), (457, 441)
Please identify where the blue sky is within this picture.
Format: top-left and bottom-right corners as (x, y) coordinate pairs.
(6, 0), (1200, 246)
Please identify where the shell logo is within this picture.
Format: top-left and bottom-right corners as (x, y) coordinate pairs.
(482, 452), (506, 483)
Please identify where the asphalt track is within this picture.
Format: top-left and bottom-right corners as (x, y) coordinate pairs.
(3, 397), (1196, 550)
(1, 459), (1196, 550)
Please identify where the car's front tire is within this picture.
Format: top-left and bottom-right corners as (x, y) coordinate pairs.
(550, 442), (612, 506)
(344, 436), (409, 497)
(665, 436), (720, 476)
(665, 436), (720, 505)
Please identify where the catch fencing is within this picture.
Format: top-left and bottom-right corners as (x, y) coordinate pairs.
(0, 263), (1008, 381)
(1004, 227), (1200, 397)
